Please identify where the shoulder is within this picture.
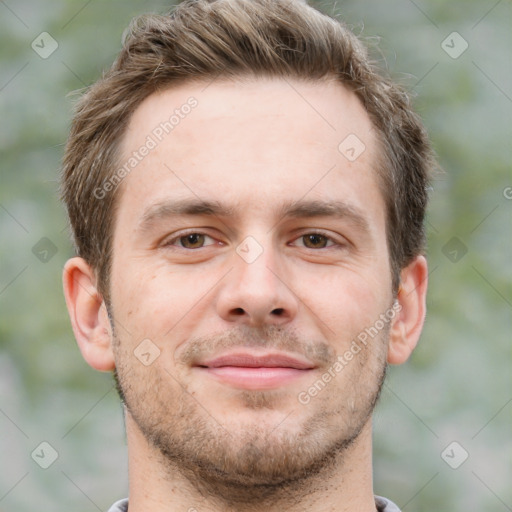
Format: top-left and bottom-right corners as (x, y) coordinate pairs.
(107, 498), (129, 512)
(375, 495), (402, 512)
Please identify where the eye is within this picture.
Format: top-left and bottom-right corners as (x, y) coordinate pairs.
(291, 233), (337, 249)
(164, 232), (216, 249)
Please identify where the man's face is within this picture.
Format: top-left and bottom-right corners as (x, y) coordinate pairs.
(109, 78), (394, 488)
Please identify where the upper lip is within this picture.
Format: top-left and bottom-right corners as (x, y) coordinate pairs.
(196, 351), (316, 370)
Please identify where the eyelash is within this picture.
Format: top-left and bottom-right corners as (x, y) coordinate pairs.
(289, 231), (339, 249)
(162, 231), (218, 249)
(162, 230), (344, 250)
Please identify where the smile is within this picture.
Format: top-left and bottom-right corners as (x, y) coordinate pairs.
(194, 352), (316, 390)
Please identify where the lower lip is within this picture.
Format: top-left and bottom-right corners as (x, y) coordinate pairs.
(198, 366), (312, 390)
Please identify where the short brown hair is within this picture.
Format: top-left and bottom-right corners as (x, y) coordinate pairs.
(61, 0), (436, 300)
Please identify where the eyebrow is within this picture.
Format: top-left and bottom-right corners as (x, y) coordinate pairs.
(138, 197), (370, 234)
(138, 198), (235, 232)
(276, 199), (370, 233)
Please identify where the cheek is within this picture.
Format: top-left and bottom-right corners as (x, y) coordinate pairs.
(296, 267), (391, 344)
(110, 260), (220, 342)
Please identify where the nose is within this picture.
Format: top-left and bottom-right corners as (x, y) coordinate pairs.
(215, 240), (299, 327)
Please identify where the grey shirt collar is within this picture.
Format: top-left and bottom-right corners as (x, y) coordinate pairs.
(108, 495), (401, 511)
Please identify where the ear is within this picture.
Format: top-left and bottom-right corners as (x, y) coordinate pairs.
(63, 257), (115, 372)
(387, 255), (428, 365)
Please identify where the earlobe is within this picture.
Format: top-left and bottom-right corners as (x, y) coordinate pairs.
(63, 257), (115, 372)
(387, 255), (428, 365)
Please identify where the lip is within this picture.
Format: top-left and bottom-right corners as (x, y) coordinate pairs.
(199, 352), (316, 370)
(194, 351), (316, 390)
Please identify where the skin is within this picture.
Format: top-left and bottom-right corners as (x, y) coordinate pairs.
(63, 77), (428, 512)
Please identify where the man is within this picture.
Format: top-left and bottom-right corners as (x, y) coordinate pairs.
(60, 0), (434, 510)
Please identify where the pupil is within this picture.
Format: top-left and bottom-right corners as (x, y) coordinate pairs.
(305, 234), (326, 248)
(183, 233), (204, 248)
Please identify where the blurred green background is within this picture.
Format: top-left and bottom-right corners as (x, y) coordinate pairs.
(0, 0), (510, 510)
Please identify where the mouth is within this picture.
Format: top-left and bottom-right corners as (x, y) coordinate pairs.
(193, 352), (316, 390)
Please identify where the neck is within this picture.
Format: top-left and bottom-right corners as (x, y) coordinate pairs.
(125, 411), (377, 512)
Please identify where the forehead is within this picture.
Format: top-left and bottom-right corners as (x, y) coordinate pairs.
(116, 77), (384, 230)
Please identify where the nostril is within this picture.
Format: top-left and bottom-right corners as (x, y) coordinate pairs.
(272, 308), (284, 316)
(232, 307), (245, 316)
